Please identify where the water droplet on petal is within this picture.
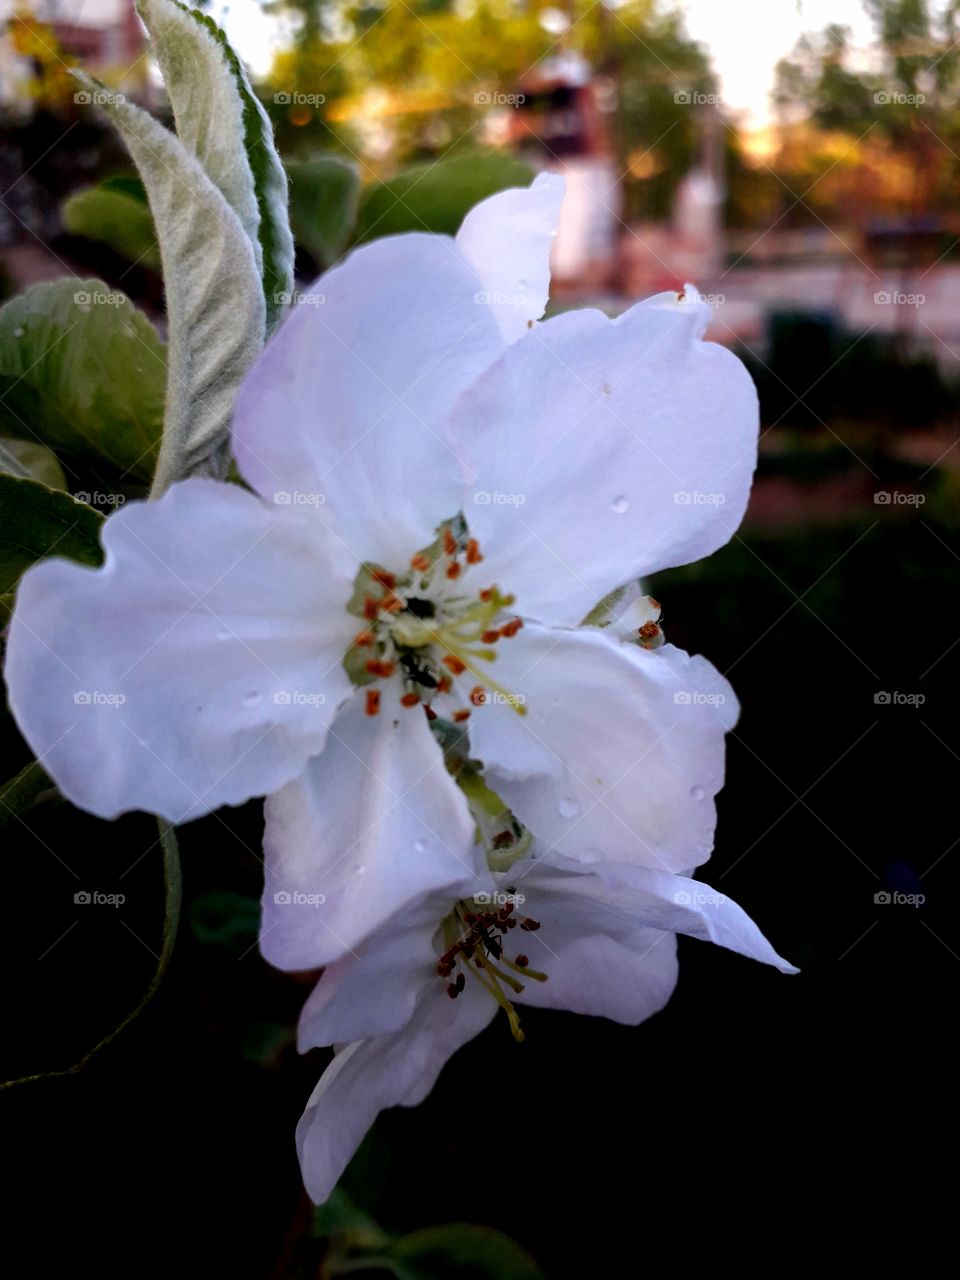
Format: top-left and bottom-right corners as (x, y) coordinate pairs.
(611, 495), (629, 514)
(413, 839), (426, 854)
(353, 864), (366, 876)
(690, 785), (706, 801)
(559, 796), (580, 818)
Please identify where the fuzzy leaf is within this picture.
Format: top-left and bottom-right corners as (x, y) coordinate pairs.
(75, 74), (266, 493)
(137, 0), (294, 331)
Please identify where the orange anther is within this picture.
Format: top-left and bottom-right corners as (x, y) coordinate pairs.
(500, 618), (523, 638)
(446, 561), (462, 580)
(466, 539), (482, 565)
(354, 630), (375, 647)
(365, 660), (395, 677)
(443, 529), (458, 556)
(481, 630), (500, 644)
(410, 553), (431, 572)
(371, 569), (396, 590)
(400, 691), (421, 707)
(365, 689), (381, 716)
(442, 655), (467, 676)
(479, 588), (494, 602)
(363, 597), (379, 620)
(437, 675), (452, 694)
(453, 708), (471, 723)
(381, 592), (404, 613)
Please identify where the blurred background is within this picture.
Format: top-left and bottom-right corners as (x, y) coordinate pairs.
(1, 0), (957, 1274)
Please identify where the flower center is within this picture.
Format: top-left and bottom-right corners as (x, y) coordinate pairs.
(436, 893), (547, 1042)
(344, 519), (527, 722)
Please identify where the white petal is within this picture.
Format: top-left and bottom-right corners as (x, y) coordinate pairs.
(506, 865), (679, 1024)
(459, 293), (758, 626)
(297, 985), (494, 1204)
(467, 624), (736, 873)
(259, 689), (484, 971)
(455, 173), (565, 343)
(297, 898), (440, 1050)
(4, 479), (354, 823)
(232, 234), (504, 568)
(521, 855), (797, 974)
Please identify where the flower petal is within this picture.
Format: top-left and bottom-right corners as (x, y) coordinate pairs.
(259, 689), (484, 971)
(467, 624), (736, 873)
(459, 288), (758, 626)
(231, 234), (505, 568)
(4, 479), (354, 823)
(297, 985), (494, 1204)
(455, 172), (565, 343)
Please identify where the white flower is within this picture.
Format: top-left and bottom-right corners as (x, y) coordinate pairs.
(288, 852), (797, 1204)
(5, 173), (759, 959)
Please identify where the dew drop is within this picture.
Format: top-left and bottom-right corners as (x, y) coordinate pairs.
(690, 785), (706, 801)
(610, 495), (629, 514)
(353, 863), (366, 876)
(559, 796), (580, 818)
(413, 839), (426, 854)
(12, 326), (24, 338)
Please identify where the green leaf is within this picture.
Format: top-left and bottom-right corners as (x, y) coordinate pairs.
(0, 438), (66, 490)
(386, 1224), (545, 1280)
(62, 185), (161, 270)
(74, 73), (266, 494)
(137, 0), (294, 331)
(0, 472), (103, 620)
(0, 277), (165, 482)
(0, 760), (59, 829)
(0, 819), (182, 1087)
(287, 156), (360, 269)
(355, 150), (534, 243)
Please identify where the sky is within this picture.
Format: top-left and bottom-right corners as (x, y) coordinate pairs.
(206, 0), (879, 128)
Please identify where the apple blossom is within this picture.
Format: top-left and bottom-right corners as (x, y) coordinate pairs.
(289, 851), (797, 1203)
(5, 172), (759, 960)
